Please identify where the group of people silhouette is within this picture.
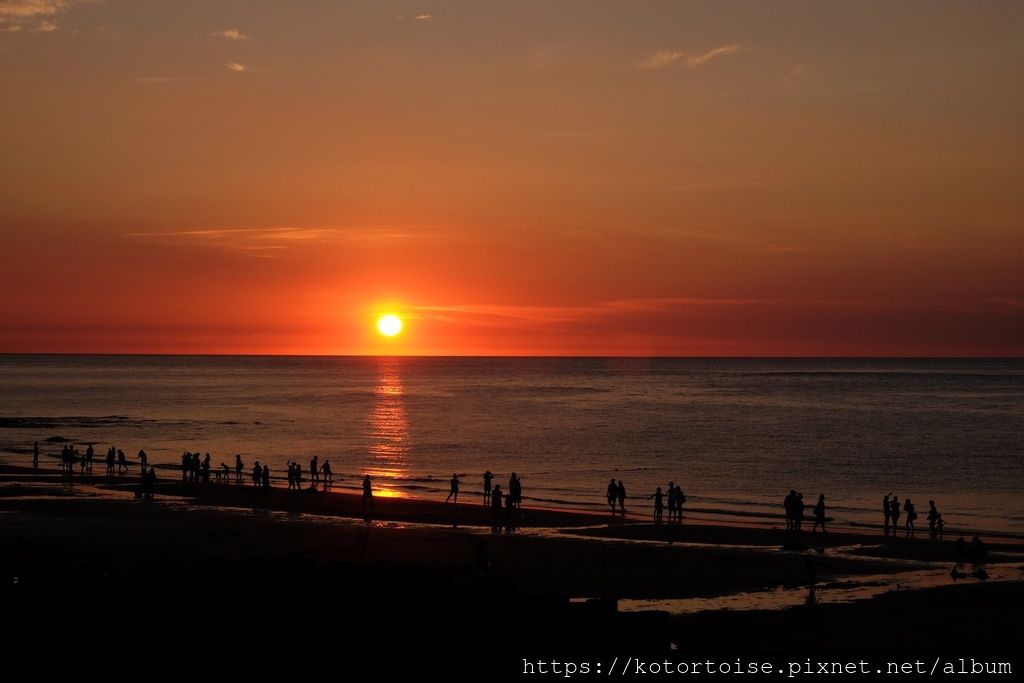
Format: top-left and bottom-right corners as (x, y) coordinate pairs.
(884, 494), (944, 537)
(643, 482), (687, 523)
(783, 490), (828, 533)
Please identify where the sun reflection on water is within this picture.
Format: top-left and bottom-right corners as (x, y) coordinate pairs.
(365, 358), (410, 498)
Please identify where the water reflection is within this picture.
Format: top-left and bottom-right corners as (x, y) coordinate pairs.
(365, 358), (409, 498)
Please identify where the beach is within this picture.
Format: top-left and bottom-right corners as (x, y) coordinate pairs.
(3, 459), (1021, 672)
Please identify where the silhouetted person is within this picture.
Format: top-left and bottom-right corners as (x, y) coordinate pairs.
(890, 496), (901, 530)
(647, 487), (664, 523)
(795, 492), (805, 531)
(117, 448), (127, 474)
(261, 464), (270, 491)
(362, 475), (373, 509)
(105, 447), (114, 475)
(904, 498), (917, 533)
(675, 484), (686, 522)
(606, 478), (618, 513)
(509, 472), (522, 510)
(234, 454), (244, 484)
(784, 490), (797, 530)
(483, 470), (494, 506)
(666, 481), (676, 521)
(505, 486), (517, 533)
(310, 455), (319, 483)
(219, 462), (230, 483)
(446, 473), (460, 503)
(970, 536), (987, 558)
(927, 500), (940, 537)
(252, 461), (261, 487)
(883, 493), (892, 534)
(616, 480), (626, 514)
(138, 448), (147, 472)
(812, 494), (827, 533)
(294, 462), (302, 490)
(85, 444), (94, 472)
(321, 460), (333, 484)
(490, 485), (503, 532)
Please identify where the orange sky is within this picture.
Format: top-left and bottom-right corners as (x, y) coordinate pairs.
(1, 0), (1022, 355)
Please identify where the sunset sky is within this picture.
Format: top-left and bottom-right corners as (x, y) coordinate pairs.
(1, 0), (1022, 355)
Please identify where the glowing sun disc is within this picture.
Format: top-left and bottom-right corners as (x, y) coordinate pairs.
(377, 314), (403, 337)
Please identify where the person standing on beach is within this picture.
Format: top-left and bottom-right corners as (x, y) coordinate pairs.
(647, 487), (665, 523)
(812, 494), (827, 533)
(446, 473), (460, 503)
(490, 485), (503, 532)
(321, 459), (333, 485)
(483, 470), (493, 506)
(117, 448), (127, 474)
(783, 490), (796, 530)
(362, 474), (373, 509)
(252, 461), (261, 487)
(675, 484), (686, 522)
(666, 481), (677, 522)
(616, 480), (626, 515)
(234, 454), (244, 484)
(138, 448), (147, 473)
(33, 441), (39, 469)
(105, 447), (114, 476)
(509, 473), (522, 509)
(261, 464), (270, 491)
(890, 495), (901, 531)
(310, 455), (319, 484)
(606, 478), (618, 514)
(883, 493), (892, 534)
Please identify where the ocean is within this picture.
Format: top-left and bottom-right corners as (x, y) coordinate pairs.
(1, 355), (1021, 534)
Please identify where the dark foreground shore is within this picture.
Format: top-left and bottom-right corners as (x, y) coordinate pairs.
(1, 463), (1021, 676)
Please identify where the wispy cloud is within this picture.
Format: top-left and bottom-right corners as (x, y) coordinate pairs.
(225, 62), (246, 73)
(639, 43), (743, 70)
(686, 43), (742, 67)
(415, 13), (431, 21)
(212, 28), (248, 40)
(637, 49), (684, 70)
(0, 0), (91, 32)
(783, 64), (805, 89)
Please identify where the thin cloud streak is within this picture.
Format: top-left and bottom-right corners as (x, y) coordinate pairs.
(638, 44), (742, 70)
(212, 29), (248, 40)
(225, 62), (246, 73)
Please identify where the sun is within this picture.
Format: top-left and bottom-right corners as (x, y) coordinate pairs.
(376, 314), (403, 337)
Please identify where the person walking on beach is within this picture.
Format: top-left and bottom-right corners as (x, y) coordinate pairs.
(812, 494), (827, 533)
(261, 464), (271, 491)
(927, 500), (941, 538)
(890, 495), (901, 531)
(483, 470), (493, 506)
(362, 474), (373, 510)
(606, 478), (618, 514)
(616, 480), (626, 515)
(904, 498), (917, 534)
(33, 441), (39, 469)
(446, 473), (460, 503)
(647, 487), (665, 523)
(117, 448), (127, 475)
(105, 447), (115, 476)
(321, 459), (333, 485)
(234, 454), (244, 484)
(310, 455), (319, 484)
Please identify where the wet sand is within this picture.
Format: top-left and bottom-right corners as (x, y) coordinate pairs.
(2, 461), (1021, 671)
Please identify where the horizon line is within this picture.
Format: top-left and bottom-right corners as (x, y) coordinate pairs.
(1, 352), (1021, 360)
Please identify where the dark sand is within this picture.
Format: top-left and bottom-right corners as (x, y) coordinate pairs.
(2, 462), (1021, 674)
